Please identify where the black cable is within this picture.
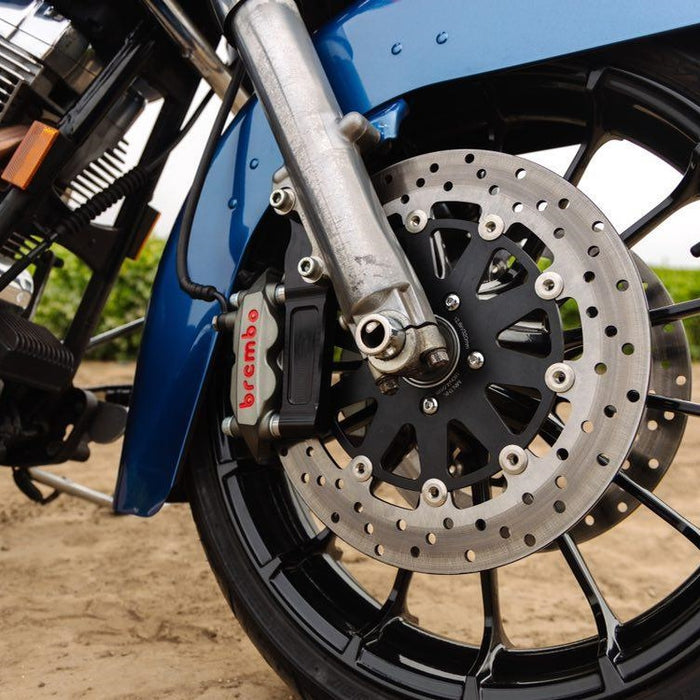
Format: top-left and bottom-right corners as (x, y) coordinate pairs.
(176, 60), (245, 312)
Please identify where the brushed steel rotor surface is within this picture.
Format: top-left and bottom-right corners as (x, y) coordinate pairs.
(279, 149), (652, 574)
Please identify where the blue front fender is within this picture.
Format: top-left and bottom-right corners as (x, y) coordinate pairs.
(115, 0), (700, 515)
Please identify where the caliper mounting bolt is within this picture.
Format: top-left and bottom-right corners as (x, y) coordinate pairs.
(269, 187), (296, 215)
(298, 256), (324, 283)
(425, 348), (450, 369)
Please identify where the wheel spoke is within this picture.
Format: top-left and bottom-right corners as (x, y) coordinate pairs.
(621, 143), (700, 247)
(260, 527), (335, 579)
(464, 481), (508, 699)
(646, 393), (700, 417)
(360, 569), (415, 645)
(488, 347), (549, 392)
(564, 69), (609, 186)
(482, 286), (542, 334)
(558, 533), (622, 678)
(650, 298), (700, 326)
(336, 402), (377, 434)
(614, 472), (700, 547)
(415, 422), (450, 482)
(331, 368), (378, 409)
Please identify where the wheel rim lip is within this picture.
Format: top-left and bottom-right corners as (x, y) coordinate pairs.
(215, 59), (700, 697)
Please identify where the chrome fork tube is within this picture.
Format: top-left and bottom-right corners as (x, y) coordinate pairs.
(231, 0), (447, 379)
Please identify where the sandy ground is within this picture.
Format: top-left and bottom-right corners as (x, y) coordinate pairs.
(0, 362), (698, 699)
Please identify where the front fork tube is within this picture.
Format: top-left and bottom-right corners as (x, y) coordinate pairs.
(229, 0), (448, 384)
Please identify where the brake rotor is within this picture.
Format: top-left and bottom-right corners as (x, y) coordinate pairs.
(279, 149), (652, 574)
(566, 255), (691, 542)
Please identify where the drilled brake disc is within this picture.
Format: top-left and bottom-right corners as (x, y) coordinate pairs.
(279, 149), (652, 574)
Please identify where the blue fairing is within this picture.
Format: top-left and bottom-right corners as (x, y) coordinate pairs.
(115, 0), (700, 515)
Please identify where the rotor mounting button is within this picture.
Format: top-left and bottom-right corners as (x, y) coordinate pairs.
(499, 445), (529, 475)
(445, 293), (461, 312)
(535, 271), (564, 300)
(422, 478), (448, 507)
(405, 209), (428, 233)
(545, 362), (576, 393)
(478, 214), (505, 240)
(421, 396), (439, 415)
(467, 351), (485, 370)
(350, 456), (373, 482)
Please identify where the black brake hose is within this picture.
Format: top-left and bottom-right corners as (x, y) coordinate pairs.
(176, 60), (246, 313)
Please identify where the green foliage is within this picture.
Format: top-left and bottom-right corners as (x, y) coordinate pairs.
(653, 267), (700, 361)
(34, 238), (166, 361)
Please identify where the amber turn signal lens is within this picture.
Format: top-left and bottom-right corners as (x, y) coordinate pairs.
(2, 121), (59, 190)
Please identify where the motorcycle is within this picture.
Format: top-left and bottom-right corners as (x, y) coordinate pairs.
(0, 0), (699, 696)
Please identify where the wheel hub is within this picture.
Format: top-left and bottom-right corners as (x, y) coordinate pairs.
(279, 149), (652, 573)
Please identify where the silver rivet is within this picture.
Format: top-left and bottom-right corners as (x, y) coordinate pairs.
(467, 351), (485, 370)
(405, 209), (428, 233)
(478, 214), (505, 240)
(298, 256), (324, 283)
(445, 293), (461, 311)
(535, 271), (564, 300)
(499, 445), (528, 475)
(545, 362), (576, 393)
(421, 396), (439, 415)
(269, 187), (296, 215)
(422, 478), (448, 507)
(350, 456), (373, 482)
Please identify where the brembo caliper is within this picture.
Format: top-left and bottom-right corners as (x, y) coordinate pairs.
(229, 0), (448, 393)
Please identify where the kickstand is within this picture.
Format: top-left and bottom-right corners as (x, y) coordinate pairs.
(13, 467), (114, 509)
(13, 467), (60, 505)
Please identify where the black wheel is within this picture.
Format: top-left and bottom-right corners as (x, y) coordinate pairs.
(188, 31), (700, 699)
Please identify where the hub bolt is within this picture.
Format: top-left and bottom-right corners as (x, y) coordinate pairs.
(467, 351), (485, 370)
(425, 348), (450, 369)
(478, 214), (505, 241)
(422, 478), (448, 507)
(298, 256), (324, 283)
(499, 445), (528, 475)
(269, 187), (296, 215)
(405, 209), (428, 233)
(350, 456), (373, 482)
(445, 293), (461, 312)
(421, 396), (439, 415)
(376, 375), (400, 395)
(545, 362), (575, 393)
(535, 271), (564, 300)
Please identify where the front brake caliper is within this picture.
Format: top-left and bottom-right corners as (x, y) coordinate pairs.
(230, 271), (283, 458)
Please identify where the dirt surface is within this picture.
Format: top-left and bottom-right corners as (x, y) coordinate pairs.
(1, 362), (699, 699)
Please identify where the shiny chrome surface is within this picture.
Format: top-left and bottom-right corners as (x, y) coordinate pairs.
(233, 0), (446, 378)
(280, 149), (652, 574)
(139, 0), (247, 109)
(0, 255), (32, 310)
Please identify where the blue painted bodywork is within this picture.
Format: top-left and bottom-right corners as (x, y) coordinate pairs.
(115, 0), (700, 515)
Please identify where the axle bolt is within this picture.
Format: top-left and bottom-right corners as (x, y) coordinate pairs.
(298, 256), (324, 283)
(545, 362), (575, 393)
(445, 293), (461, 312)
(421, 396), (439, 415)
(467, 351), (485, 370)
(422, 478), (448, 507)
(405, 209), (428, 233)
(377, 375), (400, 395)
(350, 456), (373, 482)
(499, 445), (528, 475)
(269, 187), (296, 215)
(425, 348), (450, 369)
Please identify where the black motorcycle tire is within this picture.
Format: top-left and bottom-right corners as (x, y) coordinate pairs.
(187, 35), (700, 699)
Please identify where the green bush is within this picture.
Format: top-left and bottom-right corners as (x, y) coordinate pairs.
(32, 243), (700, 362)
(34, 238), (166, 361)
